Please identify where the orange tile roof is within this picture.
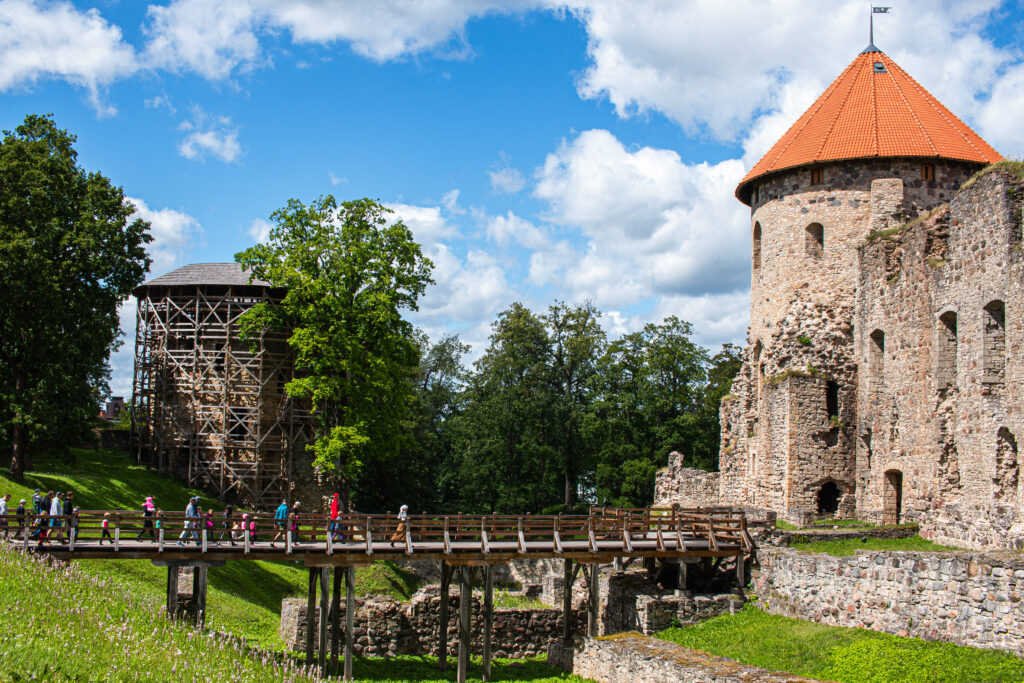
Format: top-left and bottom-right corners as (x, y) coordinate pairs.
(736, 49), (1002, 204)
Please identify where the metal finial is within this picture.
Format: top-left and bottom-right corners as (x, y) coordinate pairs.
(864, 6), (892, 53)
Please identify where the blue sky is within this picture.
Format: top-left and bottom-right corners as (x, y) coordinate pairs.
(2, 0), (1023, 397)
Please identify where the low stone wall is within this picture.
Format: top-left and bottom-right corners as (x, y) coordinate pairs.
(654, 451), (721, 507)
(919, 502), (1024, 552)
(549, 635), (822, 683)
(280, 586), (586, 658)
(755, 547), (1024, 655)
(768, 524), (919, 546)
(602, 571), (743, 635)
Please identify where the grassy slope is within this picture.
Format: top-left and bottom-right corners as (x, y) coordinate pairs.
(0, 449), (420, 649)
(791, 535), (957, 556)
(0, 542), (586, 683)
(657, 604), (1024, 683)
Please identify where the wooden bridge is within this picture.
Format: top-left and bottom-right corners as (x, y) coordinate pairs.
(8, 506), (754, 681)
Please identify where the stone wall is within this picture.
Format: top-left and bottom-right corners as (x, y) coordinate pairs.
(855, 167), (1024, 547)
(601, 570), (743, 635)
(755, 546), (1024, 655)
(280, 585), (586, 658)
(549, 635), (821, 683)
(654, 451), (720, 507)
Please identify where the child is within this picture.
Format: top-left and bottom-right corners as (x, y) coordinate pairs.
(15, 499), (26, 538)
(205, 510), (217, 546)
(288, 511), (301, 547)
(69, 508), (80, 543)
(100, 512), (113, 545)
(155, 509), (165, 540)
(219, 505), (235, 546)
(249, 514), (258, 543)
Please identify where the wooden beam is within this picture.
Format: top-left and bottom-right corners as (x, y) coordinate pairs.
(193, 565), (208, 628)
(438, 562), (451, 671)
(561, 558), (573, 643)
(344, 565), (354, 681)
(457, 566), (472, 683)
(331, 565), (342, 669)
(483, 565), (493, 682)
(587, 564), (599, 638)
(318, 566), (329, 674)
(305, 567), (317, 665)
(166, 565), (179, 621)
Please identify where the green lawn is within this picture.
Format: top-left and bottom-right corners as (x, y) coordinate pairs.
(0, 448), (420, 649)
(791, 535), (958, 556)
(657, 603), (1024, 682)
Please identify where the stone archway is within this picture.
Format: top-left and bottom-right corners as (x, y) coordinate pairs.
(882, 470), (903, 525)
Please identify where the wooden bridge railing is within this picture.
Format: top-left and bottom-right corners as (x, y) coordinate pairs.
(1, 506), (753, 556)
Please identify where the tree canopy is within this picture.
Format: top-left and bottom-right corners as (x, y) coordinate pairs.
(0, 114), (152, 478)
(235, 196), (433, 510)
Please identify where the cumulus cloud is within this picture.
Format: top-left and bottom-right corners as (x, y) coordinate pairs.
(489, 158), (526, 194)
(387, 202), (460, 244)
(127, 196), (201, 276)
(0, 0), (137, 114)
(177, 106), (241, 162)
(486, 211), (549, 250)
(247, 218), (272, 244)
(144, 0), (261, 79)
(531, 128), (750, 321)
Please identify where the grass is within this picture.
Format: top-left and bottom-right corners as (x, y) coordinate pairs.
(0, 448), (420, 649)
(775, 519), (799, 531)
(492, 589), (548, 610)
(811, 517), (875, 528)
(656, 603), (1024, 682)
(791, 534), (958, 556)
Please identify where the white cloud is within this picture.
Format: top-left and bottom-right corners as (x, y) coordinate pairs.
(489, 163), (526, 194)
(486, 211), (549, 250)
(144, 0), (261, 79)
(177, 106), (242, 163)
(387, 202), (460, 244)
(417, 243), (512, 326)
(0, 0), (137, 114)
(127, 196), (200, 276)
(247, 218), (272, 244)
(328, 171), (346, 186)
(532, 128), (750, 308)
(144, 92), (176, 115)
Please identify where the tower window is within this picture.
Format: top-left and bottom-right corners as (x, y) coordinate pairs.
(874, 62), (887, 73)
(921, 163), (935, 181)
(805, 223), (824, 259)
(753, 222), (762, 271)
(983, 300), (1006, 386)
(937, 311), (957, 393)
(811, 168), (824, 185)
(826, 381), (840, 420)
(870, 329), (885, 396)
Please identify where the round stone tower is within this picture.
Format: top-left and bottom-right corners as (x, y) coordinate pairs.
(717, 45), (1001, 524)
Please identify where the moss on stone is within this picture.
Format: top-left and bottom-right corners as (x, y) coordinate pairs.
(961, 159), (1024, 190)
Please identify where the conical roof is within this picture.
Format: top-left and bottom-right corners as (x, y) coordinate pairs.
(735, 48), (1002, 204)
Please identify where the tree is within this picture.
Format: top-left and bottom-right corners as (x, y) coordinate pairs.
(235, 196), (433, 510)
(693, 343), (742, 469)
(0, 114), (152, 478)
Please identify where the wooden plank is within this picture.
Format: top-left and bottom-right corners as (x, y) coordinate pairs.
(457, 566), (471, 683)
(365, 516), (373, 556)
(305, 568), (317, 665)
(438, 562), (451, 672)
(483, 565), (493, 682)
(444, 517), (452, 555)
(318, 566), (329, 673)
(561, 559), (573, 643)
(331, 566), (342, 669)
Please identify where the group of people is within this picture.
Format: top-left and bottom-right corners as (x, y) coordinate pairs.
(0, 488), (411, 550)
(0, 489), (80, 546)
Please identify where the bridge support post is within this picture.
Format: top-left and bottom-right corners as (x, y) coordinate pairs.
(735, 552), (745, 595)
(438, 562), (451, 671)
(318, 566), (329, 674)
(166, 565), (179, 620)
(561, 558), (573, 643)
(457, 566), (472, 683)
(677, 559), (688, 592)
(344, 565), (354, 681)
(331, 566), (342, 669)
(586, 564), (599, 638)
(483, 565), (493, 682)
(193, 565), (209, 628)
(305, 567), (317, 665)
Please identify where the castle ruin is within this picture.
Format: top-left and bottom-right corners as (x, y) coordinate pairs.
(656, 45), (1024, 550)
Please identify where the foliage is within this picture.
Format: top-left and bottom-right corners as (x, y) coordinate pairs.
(236, 196), (433, 510)
(797, 335), (812, 346)
(0, 114), (152, 478)
(791, 535), (958, 556)
(657, 603), (1024, 682)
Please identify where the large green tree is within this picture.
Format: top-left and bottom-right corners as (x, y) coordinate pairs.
(0, 114), (152, 478)
(236, 196), (433, 510)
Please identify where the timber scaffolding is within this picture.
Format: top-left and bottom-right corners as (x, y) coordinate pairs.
(131, 264), (315, 508)
(16, 507), (754, 681)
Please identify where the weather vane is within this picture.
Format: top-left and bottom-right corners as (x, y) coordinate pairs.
(869, 5), (892, 50)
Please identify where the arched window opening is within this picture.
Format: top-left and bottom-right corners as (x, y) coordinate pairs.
(816, 482), (841, 514)
(983, 300), (1006, 386)
(826, 381), (840, 419)
(752, 223), (762, 271)
(883, 470), (903, 524)
(937, 311), (957, 393)
(805, 223), (824, 259)
(869, 329), (885, 396)
(995, 428), (1019, 503)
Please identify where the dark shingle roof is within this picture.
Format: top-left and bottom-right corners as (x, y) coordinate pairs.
(137, 263), (272, 289)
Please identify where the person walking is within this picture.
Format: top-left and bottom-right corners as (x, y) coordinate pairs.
(205, 510), (217, 546)
(270, 499), (288, 548)
(31, 489), (44, 515)
(69, 508), (80, 544)
(218, 505), (235, 546)
(100, 513), (113, 545)
(178, 497), (200, 546)
(31, 492), (52, 541)
(49, 492), (65, 544)
(0, 493), (10, 542)
(389, 505), (409, 547)
(62, 492), (74, 544)
(289, 501), (302, 547)
(15, 499), (26, 539)
(137, 496), (156, 541)
(329, 492), (341, 542)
